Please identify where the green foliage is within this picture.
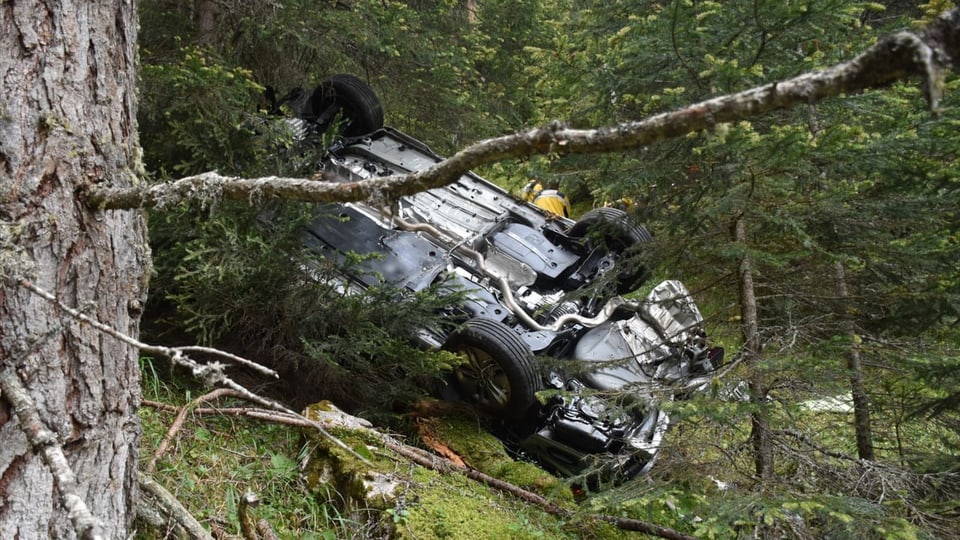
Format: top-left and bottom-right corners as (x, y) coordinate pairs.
(296, 284), (464, 415)
(139, 0), (548, 155)
(684, 493), (929, 540)
(905, 349), (960, 471)
(579, 457), (944, 539)
(139, 44), (270, 177)
(136, 370), (350, 538)
(135, 0), (960, 537)
(145, 199), (457, 418)
(147, 201), (310, 344)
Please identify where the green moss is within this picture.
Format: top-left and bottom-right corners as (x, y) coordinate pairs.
(301, 403), (400, 506)
(428, 415), (574, 503)
(393, 466), (628, 540)
(396, 467), (568, 540)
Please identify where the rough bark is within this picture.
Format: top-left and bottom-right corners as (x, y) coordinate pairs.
(194, 0), (220, 45)
(0, 1), (147, 538)
(833, 260), (875, 461)
(732, 215), (773, 482)
(0, 4), (958, 537)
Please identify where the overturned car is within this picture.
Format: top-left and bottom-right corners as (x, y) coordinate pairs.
(296, 76), (723, 481)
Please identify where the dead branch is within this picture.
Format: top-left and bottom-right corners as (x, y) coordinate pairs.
(231, 491), (279, 540)
(163, 398), (701, 540)
(383, 438), (699, 540)
(16, 275), (371, 466)
(147, 388), (244, 473)
(256, 520), (279, 540)
(238, 492), (259, 540)
(14, 277), (277, 379)
(84, 10), (960, 212)
(139, 473), (214, 540)
(142, 399), (291, 418)
(772, 428), (960, 538)
(779, 428), (858, 461)
(0, 365), (107, 540)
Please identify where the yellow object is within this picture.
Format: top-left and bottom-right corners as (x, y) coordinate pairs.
(521, 180), (543, 202)
(521, 181), (571, 218)
(532, 191), (571, 217)
(604, 197), (634, 211)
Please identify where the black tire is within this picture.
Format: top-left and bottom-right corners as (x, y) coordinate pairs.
(567, 207), (652, 294)
(443, 318), (541, 419)
(308, 74), (384, 137)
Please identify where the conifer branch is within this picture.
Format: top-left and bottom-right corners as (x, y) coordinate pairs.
(13, 276), (371, 467)
(85, 10), (960, 211)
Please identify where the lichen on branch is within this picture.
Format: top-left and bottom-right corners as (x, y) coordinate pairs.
(84, 9), (960, 212)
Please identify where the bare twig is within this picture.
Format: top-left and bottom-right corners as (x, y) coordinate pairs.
(147, 388), (240, 474)
(778, 428), (857, 461)
(0, 366), (107, 540)
(256, 519), (279, 540)
(85, 10), (960, 212)
(15, 277), (277, 379)
(143, 399), (301, 421)
(16, 276), (371, 466)
(139, 473), (214, 540)
(238, 492), (259, 540)
(773, 428), (960, 538)
(233, 491), (279, 540)
(208, 375), (373, 465)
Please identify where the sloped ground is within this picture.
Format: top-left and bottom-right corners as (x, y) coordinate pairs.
(298, 401), (621, 540)
(135, 373), (628, 539)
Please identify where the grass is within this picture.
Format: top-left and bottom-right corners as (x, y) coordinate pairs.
(136, 356), (352, 539)
(135, 358), (583, 540)
(135, 337), (959, 540)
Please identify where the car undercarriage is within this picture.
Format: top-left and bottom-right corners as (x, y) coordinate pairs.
(293, 75), (724, 483)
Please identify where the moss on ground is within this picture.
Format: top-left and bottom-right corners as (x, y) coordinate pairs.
(425, 414), (574, 503)
(397, 467), (565, 540)
(137, 377), (642, 539)
(296, 401), (634, 539)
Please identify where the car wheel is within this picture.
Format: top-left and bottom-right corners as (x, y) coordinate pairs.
(308, 74), (384, 137)
(567, 207), (652, 294)
(443, 318), (541, 419)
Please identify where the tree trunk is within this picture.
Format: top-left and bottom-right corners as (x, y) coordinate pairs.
(195, 0), (219, 45)
(731, 215), (774, 481)
(0, 1), (147, 538)
(833, 260), (875, 461)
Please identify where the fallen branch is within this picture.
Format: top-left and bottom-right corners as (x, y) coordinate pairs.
(384, 440), (699, 540)
(0, 366), (107, 540)
(143, 400), (306, 425)
(238, 492), (259, 540)
(147, 388), (243, 474)
(773, 429), (960, 539)
(85, 10), (960, 211)
(256, 520), (279, 540)
(158, 398), (701, 540)
(138, 473), (214, 540)
(16, 276), (371, 466)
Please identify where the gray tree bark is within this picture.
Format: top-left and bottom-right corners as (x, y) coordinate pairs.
(732, 215), (774, 482)
(194, 0), (219, 45)
(0, 1), (148, 538)
(833, 260), (875, 461)
(0, 3), (959, 537)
